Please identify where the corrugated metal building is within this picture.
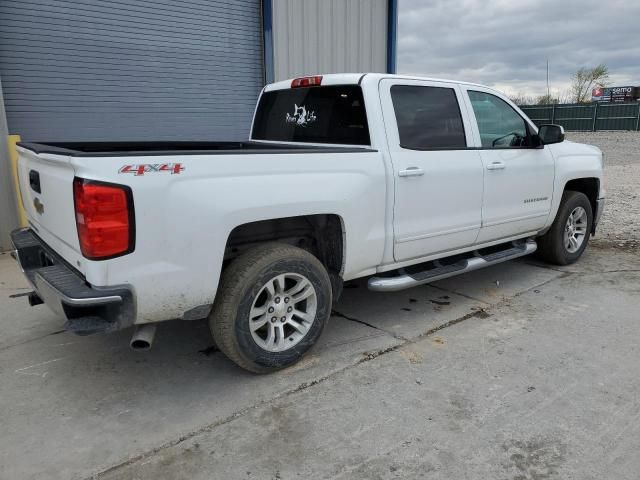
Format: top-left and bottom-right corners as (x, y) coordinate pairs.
(0, 0), (398, 249)
(269, 0), (391, 82)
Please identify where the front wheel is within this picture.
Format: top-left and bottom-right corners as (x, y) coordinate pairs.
(537, 190), (593, 265)
(209, 243), (332, 373)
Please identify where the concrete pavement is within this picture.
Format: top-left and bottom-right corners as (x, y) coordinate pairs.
(1, 246), (639, 479)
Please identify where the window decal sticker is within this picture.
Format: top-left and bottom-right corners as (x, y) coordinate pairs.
(285, 104), (317, 127)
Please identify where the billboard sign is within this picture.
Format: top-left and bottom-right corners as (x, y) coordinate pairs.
(592, 86), (639, 102)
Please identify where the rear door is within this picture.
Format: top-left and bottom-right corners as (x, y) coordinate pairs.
(380, 79), (484, 261)
(461, 88), (555, 243)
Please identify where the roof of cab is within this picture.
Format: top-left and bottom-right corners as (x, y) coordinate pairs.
(263, 73), (489, 92)
(264, 73), (365, 91)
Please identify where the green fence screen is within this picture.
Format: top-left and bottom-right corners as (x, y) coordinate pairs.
(519, 102), (640, 131)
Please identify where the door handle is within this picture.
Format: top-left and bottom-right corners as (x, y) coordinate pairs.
(486, 161), (506, 170)
(29, 170), (41, 193)
(398, 167), (425, 177)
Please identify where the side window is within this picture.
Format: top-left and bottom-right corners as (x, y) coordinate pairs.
(390, 85), (467, 150)
(468, 91), (528, 148)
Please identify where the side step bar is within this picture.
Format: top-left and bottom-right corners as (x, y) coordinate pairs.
(368, 239), (537, 292)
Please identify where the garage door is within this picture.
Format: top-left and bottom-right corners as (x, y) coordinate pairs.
(0, 0), (264, 141)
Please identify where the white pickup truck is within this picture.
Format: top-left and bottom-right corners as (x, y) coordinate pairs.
(11, 73), (604, 373)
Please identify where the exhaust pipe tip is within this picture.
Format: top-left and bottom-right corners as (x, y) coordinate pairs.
(131, 338), (152, 350)
(130, 324), (157, 351)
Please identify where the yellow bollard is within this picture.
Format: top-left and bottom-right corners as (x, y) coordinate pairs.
(8, 134), (27, 228)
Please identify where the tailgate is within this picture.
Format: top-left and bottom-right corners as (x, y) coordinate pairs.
(16, 146), (82, 262)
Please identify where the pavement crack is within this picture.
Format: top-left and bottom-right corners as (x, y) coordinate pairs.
(523, 261), (568, 273)
(355, 272), (571, 365)
(508, 271), (573, 299)
(598, 269), (640, 274)
(0, 329), (66, 353)
(415, 308), (491, 338)
(355, 308), (492, 364)
(429, 284), (491, 304)
(524, 263), (640, 277)
(9, 292), (31, 298)
(331, 309), (379, 330)
(88, 366), (356, 479)
(332, 309), (407, 341)
(88, 266), (573, 479)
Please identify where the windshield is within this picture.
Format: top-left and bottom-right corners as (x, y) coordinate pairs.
(251, 85), (370, 145)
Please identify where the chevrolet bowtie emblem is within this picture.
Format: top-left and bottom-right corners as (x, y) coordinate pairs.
(33, 197), (44, 215)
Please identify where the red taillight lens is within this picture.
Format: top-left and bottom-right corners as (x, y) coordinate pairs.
(73, 178), (134, 259)
(291, 75), (323, 88)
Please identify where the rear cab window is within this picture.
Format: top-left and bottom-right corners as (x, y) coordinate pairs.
(251, 85), (370, 146)
(390, 85), (467, 150)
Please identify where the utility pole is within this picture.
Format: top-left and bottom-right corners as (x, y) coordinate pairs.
(546, 58), (550, 99)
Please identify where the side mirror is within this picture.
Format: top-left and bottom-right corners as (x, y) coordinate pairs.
(538, 124), (565, 145)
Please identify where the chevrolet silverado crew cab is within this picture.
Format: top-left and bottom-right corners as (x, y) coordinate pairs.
(11, 73), (605, 373)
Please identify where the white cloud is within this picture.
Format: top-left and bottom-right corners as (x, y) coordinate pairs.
(397, 0), (640, 98)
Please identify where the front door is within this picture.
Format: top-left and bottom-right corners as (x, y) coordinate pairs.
(462, 88), (555, 243)
(380, 79), (484, 262)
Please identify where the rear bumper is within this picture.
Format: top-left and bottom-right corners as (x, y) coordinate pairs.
(10, 228), (135, 335)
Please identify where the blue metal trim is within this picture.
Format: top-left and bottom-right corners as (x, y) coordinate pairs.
(387, 0), (398, 73)
(262, 0), (275, 84)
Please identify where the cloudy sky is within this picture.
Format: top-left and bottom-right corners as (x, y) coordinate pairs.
(397, 0), (640, 98)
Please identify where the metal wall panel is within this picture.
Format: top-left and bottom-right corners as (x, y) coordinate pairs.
(271, 0), (388, 81)
(595, 103), (640, 131)
(520, 102), (640, 131)
(0, 0), (264, 141)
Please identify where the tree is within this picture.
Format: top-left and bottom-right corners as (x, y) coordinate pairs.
(556, 88), (574, 105)
(570, 64), (610, 103)
(536, 94), (558, 105)
(508, 92), (536, 106)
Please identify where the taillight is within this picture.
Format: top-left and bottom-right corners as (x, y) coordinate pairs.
(291, 75), (323, 88)
(73, 178), (134, 260)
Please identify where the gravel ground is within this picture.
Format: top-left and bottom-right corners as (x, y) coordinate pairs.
(566, 131), (640, 250)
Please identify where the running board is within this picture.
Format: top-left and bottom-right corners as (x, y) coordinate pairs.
(368, 240), (537, 292)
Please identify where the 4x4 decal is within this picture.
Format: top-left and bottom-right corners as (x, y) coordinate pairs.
(119, 163), (184, 176)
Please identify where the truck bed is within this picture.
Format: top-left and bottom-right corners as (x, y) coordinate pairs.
(17, 141), (373, 157)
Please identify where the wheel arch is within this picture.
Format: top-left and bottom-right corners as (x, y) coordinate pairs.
(564, 177), (599, 212)
(563, 177), (600, 233)
(223, 213), (346, 277)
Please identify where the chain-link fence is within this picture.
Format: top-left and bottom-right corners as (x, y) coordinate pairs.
(519, 102), (640, 131)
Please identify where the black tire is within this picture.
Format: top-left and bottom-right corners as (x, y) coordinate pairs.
(209, 243), (332, 373)
(537, 190), (593, 265)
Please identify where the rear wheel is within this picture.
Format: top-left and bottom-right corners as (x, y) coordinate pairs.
(209, 243), (332, 373)
(537, 190), (593, 265)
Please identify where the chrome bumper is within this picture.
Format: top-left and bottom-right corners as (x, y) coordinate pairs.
(10, 228), (134, 335)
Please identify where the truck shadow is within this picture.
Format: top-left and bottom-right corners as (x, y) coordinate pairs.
(0, 255), (587, 479)
(18, 257), (565, 384)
